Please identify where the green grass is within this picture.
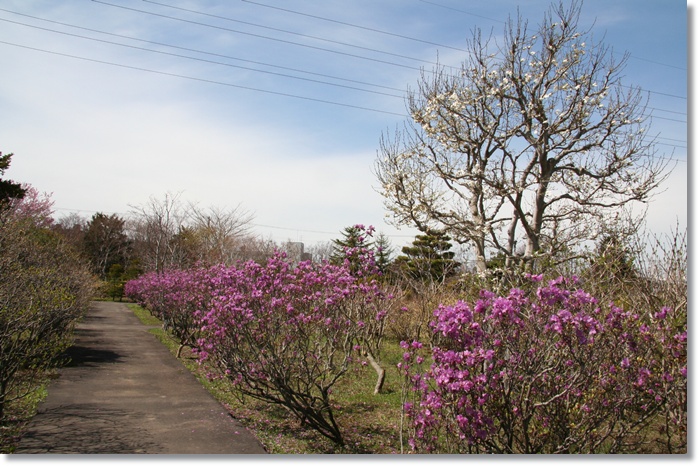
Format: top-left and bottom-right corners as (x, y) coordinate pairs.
(127, 303), (408, 454)
(127, 303), (161, 326)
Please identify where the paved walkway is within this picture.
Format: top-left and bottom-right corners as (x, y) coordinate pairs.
(14, 301), (267, 454)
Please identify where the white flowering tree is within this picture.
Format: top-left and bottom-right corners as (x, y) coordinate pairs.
(375, 0), (668, 272)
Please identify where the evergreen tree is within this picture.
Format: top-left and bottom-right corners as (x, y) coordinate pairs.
(330, 225), (373, 269)
(373, 232), (394, 275)
(83, 213), (130, 280)
(589, 234), (637, 282)
(396, 229), (459, 282)
(0, 152), (26, 205)
(105, 259), (142, 301)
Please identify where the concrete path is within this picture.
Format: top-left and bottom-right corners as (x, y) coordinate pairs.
(14, 301), (267, 455)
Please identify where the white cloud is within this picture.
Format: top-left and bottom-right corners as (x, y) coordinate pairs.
(644, 162), (688, 236)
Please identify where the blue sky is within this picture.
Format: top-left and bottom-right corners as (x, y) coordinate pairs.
(0, 0), (688, 251)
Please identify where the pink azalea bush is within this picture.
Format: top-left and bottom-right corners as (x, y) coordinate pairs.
(126, 226), (393, 446)
(197, 252), (391, 445)
(125, 268), (214, 357)
(400, 275), (687, 453)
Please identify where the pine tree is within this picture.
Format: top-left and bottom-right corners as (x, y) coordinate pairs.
(83, 213), (131, 280)
(330, 225), (373, 269)
(396, 229), (459, 282)
(0, 152), (26, 205)
(373, 232), (394, 275)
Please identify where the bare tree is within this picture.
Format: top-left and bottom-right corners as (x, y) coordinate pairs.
(188, 204), (254, 265)
(306, 241), (335, 263)
(234, 235), (278, 264)
(375, 0), (669, 272)
(128, 192), (188, 273)
(52, 212), (87, 250)
(129, 193), (255, 271)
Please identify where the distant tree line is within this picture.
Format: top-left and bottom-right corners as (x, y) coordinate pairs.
(51, 192), (315, 300)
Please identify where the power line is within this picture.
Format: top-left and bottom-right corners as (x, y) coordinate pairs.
(0, 32), (684, 130)
(91, 0), (428, 74)
(0, 34), (684, 129)
(91, 2), (689, 104)
(656, 135), (687, 143)
(648, 114), (687, 123)
(636, 87), (687, 100)
(8, 8), (686, 112)
(651, 141), (687, 150)
(240, 0), (471, 52)
(0, 7), (407, 94)
(0, 17), (404, 99)
(251, 222), (337, 236)
(152, 0), (689, 86)
(622, 53), (686, 71)
(648, 107), (686, 116)
(0, 40), (406, 117)
(143, 0), (445, 67)
(1, 7), (684, 130)
(419, 0), (686, 71)
(417, 0), (506, 24)
(250, 223), (417, 239)
(54, 207), (129, 216)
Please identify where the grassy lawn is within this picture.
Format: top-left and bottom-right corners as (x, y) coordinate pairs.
(127, 304), (407, 454)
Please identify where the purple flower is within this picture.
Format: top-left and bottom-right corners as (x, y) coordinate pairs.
(655, 307), (669, 320)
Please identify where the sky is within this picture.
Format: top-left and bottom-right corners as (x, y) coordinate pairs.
(0, 0), (688, 252)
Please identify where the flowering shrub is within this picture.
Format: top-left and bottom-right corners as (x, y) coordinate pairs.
(126, 228), (394, 446)
(125, 268), (213, 357)
(196, 251), (391, 445)
(400, 276), (687, 453)
(330, 224), (396, 394)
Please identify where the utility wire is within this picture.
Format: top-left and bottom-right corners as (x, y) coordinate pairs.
(1, 8), (684, 128)
(92, 0), (428, 74)
(417, 0), (506, 24)
(0, 35), (684, 128)
(622, 53), (686, 71)
(0, 33), (684, 128)
(648, 115), (686, 123)
(143, 0), (447, 67)
(651, 141), (687, 150)
(656, 135), (688, 143)
(7, 7), (686, 112)
(419, 0), (686, 71)
(0, 40), (407, 116)
(239, 0), (471, 52)
(648, 107), (686, 116)
(0, 17), (405, 99)
(0, 7), (406, 93)
(636, 87), (687, 100)
(96, 1), (688, 103)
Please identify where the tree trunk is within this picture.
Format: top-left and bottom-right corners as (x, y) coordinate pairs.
(526, 159), (552, 270)
(365, 350), (386, 395)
